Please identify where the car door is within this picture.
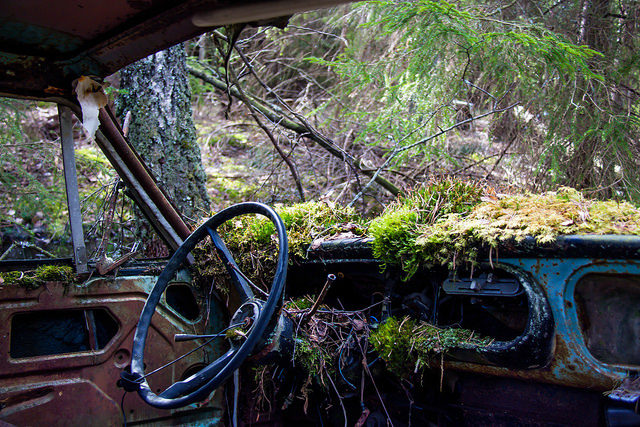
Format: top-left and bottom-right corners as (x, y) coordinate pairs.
(0, 101), (227, 426)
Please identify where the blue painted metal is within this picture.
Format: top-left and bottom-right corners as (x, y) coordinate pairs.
(501, 257), (638, 386)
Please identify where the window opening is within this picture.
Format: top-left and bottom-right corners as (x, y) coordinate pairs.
(0, 98), (169, 266)
(10, 308), (119, 358)
(575, 273), (640, 366)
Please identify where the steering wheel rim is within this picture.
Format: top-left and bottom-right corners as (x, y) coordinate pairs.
(130, 202), (288, 409)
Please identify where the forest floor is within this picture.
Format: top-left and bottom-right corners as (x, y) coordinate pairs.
(191, 96), (507, 215)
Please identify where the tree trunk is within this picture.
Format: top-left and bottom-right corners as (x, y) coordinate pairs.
(117, 43), (211, 228)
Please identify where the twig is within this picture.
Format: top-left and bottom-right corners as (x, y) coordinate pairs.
(13, 241), (56, 259)
(399, 102), (520, 153)
(485, 133), (518, 180)
(222, 53), (306, 201)
(249, 110), (305, 201)
(356, 339), (394, 426)
(0, 242), (17, 260)
(326, 369), (348, 427)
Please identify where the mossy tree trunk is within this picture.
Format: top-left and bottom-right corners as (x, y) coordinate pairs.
(117, 43), (211, 236)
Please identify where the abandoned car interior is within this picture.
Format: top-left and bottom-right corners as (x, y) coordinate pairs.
(1, 0), (640, 426)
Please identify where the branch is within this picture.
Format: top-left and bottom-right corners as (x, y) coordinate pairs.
(398, 102), (520, 153)
(245, 97), (306, 201)
(187, 64), (401, 196)
(485, 134), (518, 180)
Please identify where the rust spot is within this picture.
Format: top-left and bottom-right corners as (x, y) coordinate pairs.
(0, 387), (53, 408)
(44, 86), (65, 95)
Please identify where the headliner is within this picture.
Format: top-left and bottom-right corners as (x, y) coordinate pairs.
(0, 0), (352, 99)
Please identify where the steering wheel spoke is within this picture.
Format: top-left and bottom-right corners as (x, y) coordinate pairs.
(129, 202), (288, 409)
(206, 227), (254, 302)
(160, 348), (235, 399)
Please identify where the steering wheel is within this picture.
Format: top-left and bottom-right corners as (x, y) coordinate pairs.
(128, 202), (288, 409)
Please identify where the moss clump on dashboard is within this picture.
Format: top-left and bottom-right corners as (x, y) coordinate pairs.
(193, 179), (640, 287)
(369, 316), (490, 378)
(0, 265), (75, 289)
(34, 265), (75, 282)
(369, 178), (485, 277)
(371, 184), (640, 277)
(414, 187), (640, 270)
(191, 201), (365, 293)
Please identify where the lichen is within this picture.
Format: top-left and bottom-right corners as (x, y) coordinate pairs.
(368, 316), (490, 378)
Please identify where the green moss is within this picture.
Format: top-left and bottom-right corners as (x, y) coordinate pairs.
(225, 326), (250, 340)
(75, 148), (111, 172)
(294, 337), (332, 378)
(0, 271), (21, 286)
(191, 201), (364, 292)
(0, 265), (74, 289)
(370, 178), (485, 277)
(371, 183), (640, 276)
(34, 265), (74, 282)
(369, 316), (490, 378)
(413, 187), (640, 270)
(194, 178), (640, 285)
(285, 295), (315, 310)
(227, 134), (249, 148)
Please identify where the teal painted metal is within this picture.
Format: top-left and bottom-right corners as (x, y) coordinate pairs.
(0, 20), (84, 54)
(501, 257), (638, 384)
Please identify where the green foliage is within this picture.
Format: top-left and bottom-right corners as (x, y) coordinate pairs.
(312, 1), (603, 161)
(369, 316), (489, 378)
(297, 1), (640, 201)
(0, 100), (68, 238)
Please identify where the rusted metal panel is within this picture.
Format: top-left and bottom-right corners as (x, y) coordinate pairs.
(303, 240), (640, 392)
(0, 275), (226, 425)
(443, 258), (640, 391)
(0, 0), (356, 99)
(59, 105), (88, 274)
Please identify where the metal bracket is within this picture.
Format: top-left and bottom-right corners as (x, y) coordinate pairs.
(58, 105), (88, 274)
(443, 272), (521, 297)
(608, 377), (640, 412)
